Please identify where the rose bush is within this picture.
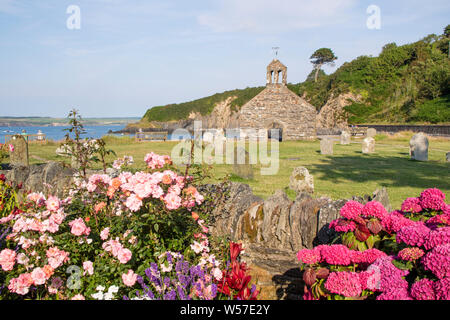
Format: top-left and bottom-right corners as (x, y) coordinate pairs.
(298, 188), (450, 300)
(0, 152), (259, 300)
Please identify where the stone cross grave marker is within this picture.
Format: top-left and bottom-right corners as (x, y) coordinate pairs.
(362, 137), (375, 154)
(9, 134), (29, 167)
(409, 133), (429, 162)
(289, 167), (314, 194)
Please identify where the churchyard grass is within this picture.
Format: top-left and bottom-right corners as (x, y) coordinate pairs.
(27, 133), (450, 208)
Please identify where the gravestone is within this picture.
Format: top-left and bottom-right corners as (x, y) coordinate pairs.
(9, 135), (29, 167)
(289, 167), (314, 194)
(362, 137), (375, 154)
(447, 152), (450, 163)
(409, 133), (429, 162)
(340, 131), (351, 145)
(232, 146), (254, 180)
(366, 128), (377, 138)
(320, 138), (333, 155)
(202, 131), (214, 145)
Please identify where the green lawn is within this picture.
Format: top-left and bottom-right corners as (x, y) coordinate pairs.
(27, 133), (450, 209)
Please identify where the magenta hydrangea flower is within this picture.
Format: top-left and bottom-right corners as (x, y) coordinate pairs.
(339, 201), (364, 220)
(434, 277), (450, 300)
(397, 247), (425, 261)
(369, 256), (409, 293)
(421, 243), (450, 279)
(396, 223), (431, 247)
(401, 197), (422, 214)
(423, 227), (450, 250)
(419, 188), (446, 211)
(296, 248), (321, 265)
(381, 211), (416, 234)
(352, 248), (387, 265)
(410, 279), (436, 300)
(443, 205), (450, 215)
(319, 245), (352, 266)
(361, 201), (388, 220)
(324, 272), (362, 297)
(329, 219), (357, 233)
(426, 214), (450, 227)
(376, 288), (413, 300)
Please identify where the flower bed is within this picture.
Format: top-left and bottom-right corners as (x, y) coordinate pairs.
(0, 152), (258, 300)
(298, 188), (450, 300)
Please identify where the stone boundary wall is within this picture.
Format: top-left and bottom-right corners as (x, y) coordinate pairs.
(364, 125), (450, 136)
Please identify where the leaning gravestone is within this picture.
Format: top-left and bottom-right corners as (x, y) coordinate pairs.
(232, 146), (254, 180)
(340, 131), (351, 145)
(9, 135), (29, 167)
(320, 138), (333, 155)
(409, 133), (429, 162)
(362, 137), (375, 154)
(366, 128), (377, 138)
(289, 167), (314, 194)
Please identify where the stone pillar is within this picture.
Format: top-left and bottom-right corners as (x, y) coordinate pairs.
(362, 137), (375, 154)
(9, 135), (29, 167)
(340, 131), (351, 145)
(446, 152), (450, 163)
(289, 167), (314, 194)
(409, 133), (429, 161)
(320, 138), (334, 155)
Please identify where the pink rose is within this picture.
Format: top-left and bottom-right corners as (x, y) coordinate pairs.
(0, 249), (17, 271)
(163, 192), (182, 210)
(122, 269), (138, 287)
(83, 261), (94, 276)
(45, 196), (60, 212)
(68, 218), (90, 236)
(100, 227), (110, 240)
(117, 248), (132, 264)
(71, 294), (85, 300)
(31, 267), (47, 285)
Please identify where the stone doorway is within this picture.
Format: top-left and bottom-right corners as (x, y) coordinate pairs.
(267, 122), (283, 142)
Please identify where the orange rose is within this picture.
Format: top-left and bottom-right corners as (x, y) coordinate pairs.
(111, 178), (121, 190)
(42, 265), (54, 279)
(94, 202), (106, 213)
(162, 175), (172, 185)
(191, 211), (199, 221)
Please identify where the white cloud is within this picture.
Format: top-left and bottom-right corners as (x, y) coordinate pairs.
(197, 0), (358, 33)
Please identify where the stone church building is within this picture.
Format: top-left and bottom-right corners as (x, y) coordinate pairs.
(239, 59), (317, 141)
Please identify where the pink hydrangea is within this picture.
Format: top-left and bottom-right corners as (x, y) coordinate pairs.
(410, 279), (436, 300)
(421, 243), (450, 279)
(376, 287), (413, 300)
(361, 201), (388, 220)
(339, 201), (364, 220)
(424, 227), (450, 250)
(324, 272), (362, 297)
(443, 205), (450, 215)
(297, 248), (321, 265)
(426, 214), (450, 227)
(381, 211), (416, 234)
(318, 245), (352, 266)
(396, 223), (431, 247)
(351, 248), (387, 265)
(419, 188), (446, 211)
(329, 219), (357, 233)
(401, 197), (422, 214)
(397, 247), (425, 261)
(369, 256), (409, 293)
(434, 278), (450, 300)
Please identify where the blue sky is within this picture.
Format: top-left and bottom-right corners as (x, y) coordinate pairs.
(0, 0), (449, 118)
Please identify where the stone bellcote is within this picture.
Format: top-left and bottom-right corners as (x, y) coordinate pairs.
(266, 59), (287, 86)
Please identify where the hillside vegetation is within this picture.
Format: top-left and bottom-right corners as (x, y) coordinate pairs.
(142, 27), (450, 124)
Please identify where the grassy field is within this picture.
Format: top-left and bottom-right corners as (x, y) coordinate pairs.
(27, 132), (450, 209)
